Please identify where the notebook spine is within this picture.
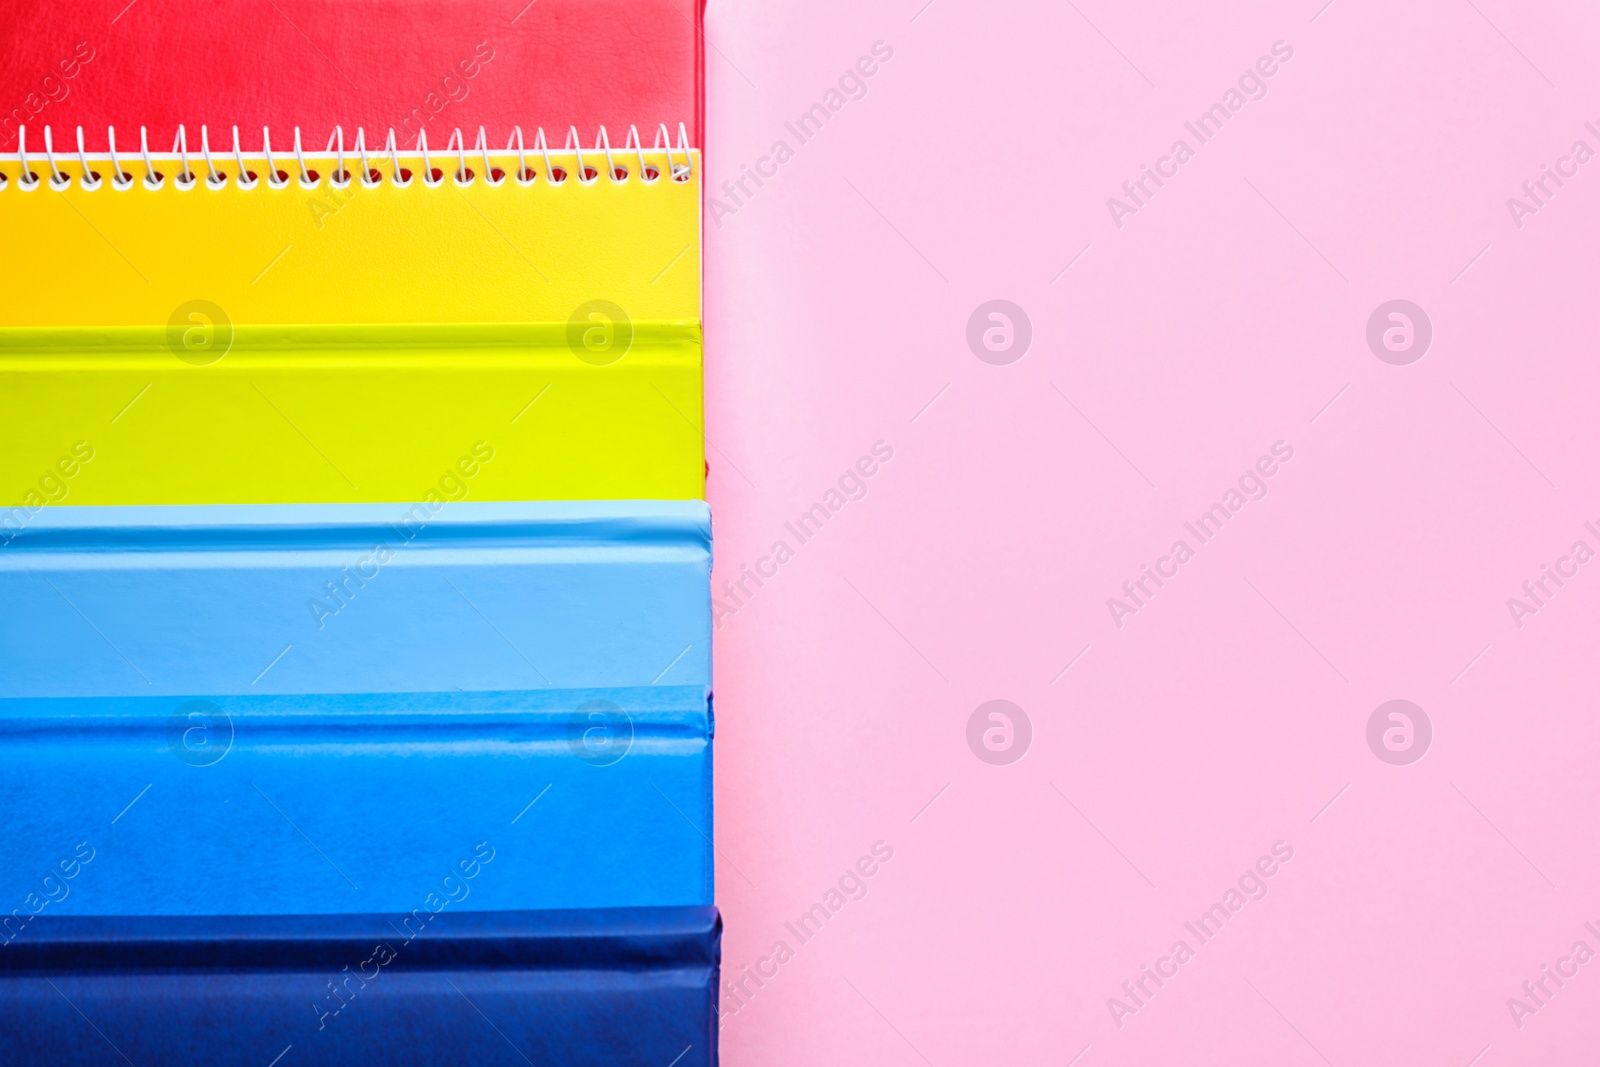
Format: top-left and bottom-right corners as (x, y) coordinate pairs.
(0, 122), (694, 191)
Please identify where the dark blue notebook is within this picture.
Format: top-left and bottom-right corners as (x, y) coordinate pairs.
(0, 906), (720, 1066)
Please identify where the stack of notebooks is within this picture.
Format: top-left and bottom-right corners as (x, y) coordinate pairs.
(0, 2), (715, 1064)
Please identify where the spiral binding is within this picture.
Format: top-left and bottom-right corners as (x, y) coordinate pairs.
(0, 123), (694, 191)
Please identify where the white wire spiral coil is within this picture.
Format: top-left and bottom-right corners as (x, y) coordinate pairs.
(0, 123), (694, 191)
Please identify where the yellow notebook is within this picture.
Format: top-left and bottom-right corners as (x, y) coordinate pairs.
(0, 130), (703, 504)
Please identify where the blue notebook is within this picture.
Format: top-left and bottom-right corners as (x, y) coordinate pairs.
(0, 502), (713, 914)
(0, 907), (721, 1066)
(0, 500), (711, 696)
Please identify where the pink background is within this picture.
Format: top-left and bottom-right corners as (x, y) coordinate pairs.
(705, 1), (1600, 1064)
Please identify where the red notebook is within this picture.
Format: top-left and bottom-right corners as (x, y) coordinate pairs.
(0, 0), (703, 152)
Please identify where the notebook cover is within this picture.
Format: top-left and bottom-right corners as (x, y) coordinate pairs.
(0, 0), (704, 150)
(0, 111), (704, 504)
(0, 687), (712, 914)
(0, 155), (701, 326)
(0, 324), (704, 503)
(699, 3), (1600, 1066)
(0, 501), (711, 696)
(0, 906), (720, 1066)
(0, 501), (712, 914)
